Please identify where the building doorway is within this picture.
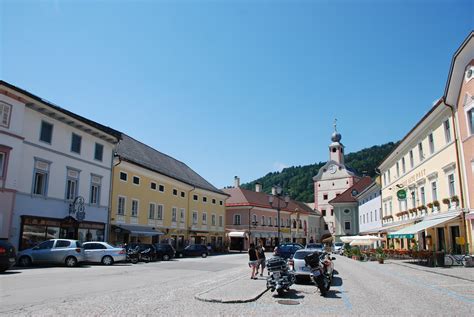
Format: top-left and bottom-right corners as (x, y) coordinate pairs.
(450, 226), (461, 254)
(437, 227), (445, 251)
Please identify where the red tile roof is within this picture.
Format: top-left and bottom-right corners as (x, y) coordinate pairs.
(328, 176), (373, 204)
(223, 187), (313, 214)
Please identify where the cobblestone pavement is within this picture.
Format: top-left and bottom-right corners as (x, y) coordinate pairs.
(1, 253), (473, 316)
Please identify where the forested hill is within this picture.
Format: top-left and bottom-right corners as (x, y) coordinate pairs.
(241, 142), (399, 203)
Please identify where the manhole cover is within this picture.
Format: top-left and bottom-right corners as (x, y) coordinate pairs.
(277, 300), (300, 306)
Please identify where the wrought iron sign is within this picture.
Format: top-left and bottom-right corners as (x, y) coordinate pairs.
(69, 196), (86, 221)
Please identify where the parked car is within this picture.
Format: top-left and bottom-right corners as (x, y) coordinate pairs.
(154, 243), (175, 261)
(273, 243), (304, 259)
(176, 244), (209, 258)
(306, 243), (324, 252)
(83, 242), (126, 265)
(17, 239), (84, 267)
(0, 240), (16, 273)
(126, 243), (158, 262)
(288, 249), (316, 282)
(332, 242), (345, 254)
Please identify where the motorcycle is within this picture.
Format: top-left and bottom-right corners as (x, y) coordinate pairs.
(140, 247), (153, 263)
(266, 257), (296, 296)
(126, 246), (140, 264)
(304, 251), (335, 297)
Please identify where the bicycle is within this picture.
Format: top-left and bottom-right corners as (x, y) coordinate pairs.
(444, 253), (468, 267)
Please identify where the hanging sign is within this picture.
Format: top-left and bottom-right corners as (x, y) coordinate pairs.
(397, 190), (407, 201)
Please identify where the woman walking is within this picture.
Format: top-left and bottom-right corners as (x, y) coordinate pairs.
(248, 243), (259, 280)
(256, 244), (266, 277)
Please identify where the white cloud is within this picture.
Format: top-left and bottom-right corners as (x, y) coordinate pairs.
(273, 162), (289, 172)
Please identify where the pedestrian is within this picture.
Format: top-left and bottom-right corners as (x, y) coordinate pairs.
(255, 244), (266, 277)
(248, 243), (259, 280)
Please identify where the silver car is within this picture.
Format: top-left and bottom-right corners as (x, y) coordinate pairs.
(83, 242), (126, 265)
(18, 239), (85, 267)
(289, 249), (317, 281)
(332, 242), (344, 254)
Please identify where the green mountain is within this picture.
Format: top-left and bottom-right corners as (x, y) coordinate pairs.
(241, 142), (398, 203)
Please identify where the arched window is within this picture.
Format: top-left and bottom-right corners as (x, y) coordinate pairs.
(261, 215), (265, 226)
(252, 214), (257, 224)
(293, 219), (297, 229)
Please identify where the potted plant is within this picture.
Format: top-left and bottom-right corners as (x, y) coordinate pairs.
(375, 247), (387, 264)
(451, 195), (459, 208)
(351, 247), (361, 260)
(417, 205), (426, 211)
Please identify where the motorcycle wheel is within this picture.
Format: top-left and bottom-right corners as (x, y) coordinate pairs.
(316, 276), (329, 297)
(131, 257), (139, 264)
(277, 288), (285, 297)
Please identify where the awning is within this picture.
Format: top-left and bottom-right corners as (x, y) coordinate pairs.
(388, 212), (460, 239)
(114, 224), (164, 237)
(322, 236), (333, 243)
(228, 231), (246, 238)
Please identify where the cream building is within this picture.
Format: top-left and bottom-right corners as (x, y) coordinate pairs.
(379, 100), (465, 253)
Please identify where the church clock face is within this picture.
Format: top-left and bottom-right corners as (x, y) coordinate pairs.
(328, 164), (337, 174)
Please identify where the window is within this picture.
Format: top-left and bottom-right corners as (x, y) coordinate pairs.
(94, 143), (104, 161)
(90, 175), (101, 205)
(212, 199), (216, 204)
(150, 182), (157, 190)
(219, 200), (223, 206)
(131, 200), (139, 217)
(431, 181), (438, 201)
(180, 191), (185, 198)
(411, 191), (416, 209)
(429, 133), (435, 154)
(40, 121), (53, 143)
(384, 203), (387, 216)
(0, 152), (6, 178)
(323, 194), (328, 200)
(0, 102), (12, 127)
(234, 214), (241, 225)
(211, 214), (216, 226)
(193, 211), (198, 224)
(387, 169), (391, 183)
(344, 221), (351, 230)
(268, 217), (272, 226)
(203, 196), (207, 203)
(119, 172), (127, 181)
(322, 209), (326, 216)
(180, 208), (185, 223)
(71, 133), (82, 154)
(149, 203), (155, 219)
(389, 201), (393, 213)
(193, 194), (198, 201)
(383, 173), (387, 186)
(402, 157), (406, 174)
(409, 150), (414, 168)
(331, 209), (334, 216)
(375, 210), (378, 221)
(159, 184), (165, 192)
(448, 174), (455, 197)
(133, 176), (140, 185)
(444, 120), (452, 143)
(38, 240), (54, 250)
(173, 189), (178, 196)
(157, 205), (164, 220)
(66, 169), (79, 201)
(396, 162), (400, 178)
(363, 214), (366, 223)
(117, 197), (125, 215)
(468, 108), (474, 135)
(261, 215), (265, 226)
(172, 207), (177, 222)
(324, 224), (329, 230)
(420, 187), (426, 206)
(418, 142), (424, 161)
(219, 215), (223, 227)
(370, 212), (373, 222)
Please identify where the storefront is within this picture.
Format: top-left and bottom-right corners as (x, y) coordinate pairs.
(20, 215), (105, 251)
(111, 224), (163, 245)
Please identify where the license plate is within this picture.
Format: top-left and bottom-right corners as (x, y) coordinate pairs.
(273, 272), (281, 278)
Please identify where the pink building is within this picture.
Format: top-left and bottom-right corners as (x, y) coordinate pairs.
(223, 178), (317, 251)
(444, 32), (474, 252)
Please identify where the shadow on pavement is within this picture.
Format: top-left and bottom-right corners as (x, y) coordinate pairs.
(325, 290), (343, 299)
(0, 271), (22, 275)
(273, 289), (305, 300)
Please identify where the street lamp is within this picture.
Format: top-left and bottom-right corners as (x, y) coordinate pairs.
(269, 184), (290, 246)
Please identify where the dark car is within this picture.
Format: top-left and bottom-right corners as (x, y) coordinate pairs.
(273, 243), (304, 259)
(176, 244), (209, 258)
(126, 243), (158, 261)
(0, 240), (16, 273)
(154, 243), (175, 261)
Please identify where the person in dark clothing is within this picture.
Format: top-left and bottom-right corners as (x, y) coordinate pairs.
(248, 243), (259, 279)
(255, 243), (266, 277)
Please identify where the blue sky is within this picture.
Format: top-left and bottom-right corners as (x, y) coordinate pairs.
(1, 0), (473, 188)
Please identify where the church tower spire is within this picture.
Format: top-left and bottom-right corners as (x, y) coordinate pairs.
(329, 119), (345, 164)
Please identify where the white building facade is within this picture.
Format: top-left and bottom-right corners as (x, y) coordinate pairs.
(0, 81), (119, 250)
(356, 180), (382, 235)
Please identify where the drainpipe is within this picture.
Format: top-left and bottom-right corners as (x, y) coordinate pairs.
(106, 153), (121, 243)
(443, 99), (469, 253)
(187, 186), (196, 245)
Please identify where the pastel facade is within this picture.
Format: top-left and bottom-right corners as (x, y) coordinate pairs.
(313, 127), (360, 241)
(110, 134), (227, 250)
(444, 32), (474, 252)
(379, 100), (465, 252)
(0, 81), (118, 250)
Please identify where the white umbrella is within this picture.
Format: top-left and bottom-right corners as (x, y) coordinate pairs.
(341, 235), (383, 244)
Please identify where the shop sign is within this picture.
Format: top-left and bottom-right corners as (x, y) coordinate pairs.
(397, 190), (407, 200)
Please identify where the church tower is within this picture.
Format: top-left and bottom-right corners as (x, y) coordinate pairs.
(329, 120), (344, 164)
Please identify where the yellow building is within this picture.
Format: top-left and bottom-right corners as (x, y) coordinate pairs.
(379, 100), (466, 253)
(109, 134), (228, 250)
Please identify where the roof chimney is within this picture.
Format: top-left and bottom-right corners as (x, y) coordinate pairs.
(255, 182), (262, 193)
(234, 176), (240, 188)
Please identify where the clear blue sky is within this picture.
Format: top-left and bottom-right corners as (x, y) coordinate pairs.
(1, 0), (473, 188)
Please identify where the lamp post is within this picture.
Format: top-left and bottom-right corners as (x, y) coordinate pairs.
(269, 185), (290, 246)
